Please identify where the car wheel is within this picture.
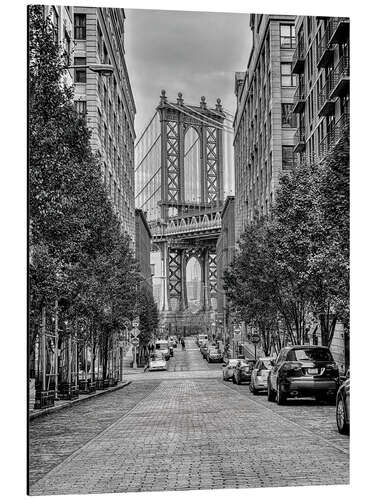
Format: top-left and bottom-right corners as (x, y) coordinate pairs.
(267, 381), (276, 401)
(276, 383), (287, 405)
(336, 395), (349, 435)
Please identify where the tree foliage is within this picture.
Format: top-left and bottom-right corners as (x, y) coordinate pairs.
(225, 132), (349, 352)
(28, 6), (145, 375)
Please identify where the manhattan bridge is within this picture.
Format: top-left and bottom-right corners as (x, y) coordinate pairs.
(135, 90), (234, 335)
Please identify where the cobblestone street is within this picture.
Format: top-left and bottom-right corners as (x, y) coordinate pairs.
(29, 338), (349, 495)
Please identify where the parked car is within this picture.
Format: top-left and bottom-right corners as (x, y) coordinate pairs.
(249, 357), (274, 394)
(200, 344), (209, 358)
(222, 359), (240, 381)
(267, 345), (340, 405)
(336, 371), (350, 435)
(148, 351), (168, 371)
(155, 340), (171, 361)
(206, 346), (223, 363)
(197, 334), (209, 347)
(232, 359), (254, 384)
(169, 336), (178, 348)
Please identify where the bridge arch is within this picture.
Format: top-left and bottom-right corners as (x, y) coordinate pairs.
(185, 255), (202, 312)
(184, 126), (201, 203)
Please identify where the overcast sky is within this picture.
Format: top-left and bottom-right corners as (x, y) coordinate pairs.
(124, 8), (251, 138)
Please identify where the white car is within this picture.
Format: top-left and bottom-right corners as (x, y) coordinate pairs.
(155, 340), (171, 360)
(148, 352), (168, 371)
(222, 359), (240, 380)
(249, 357), (274, 394)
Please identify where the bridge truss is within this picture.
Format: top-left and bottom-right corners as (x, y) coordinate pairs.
(135, 91), (231, 334)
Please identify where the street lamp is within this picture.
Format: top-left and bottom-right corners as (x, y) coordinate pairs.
(67, 63), (114, 76)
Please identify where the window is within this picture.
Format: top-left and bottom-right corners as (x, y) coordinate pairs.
(74, 100), (86, 120)
(63, 30), (71, 64)
(97, 109), (102, 140)
(280, 24), (296, 48)
(282, 145), (296, 170)
(104, 124), (108, 148)
(97, 23), (102, 59)
(281, 103), (297, 128)
(257, 15), (263, 32)
(281, 63), (297, 87)
(307, 16), (312, 38)
(287, 347), (333, 362)
(74, 14), (86, 40)
(74, 57), (86, 83)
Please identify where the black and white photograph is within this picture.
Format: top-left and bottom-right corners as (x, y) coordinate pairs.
(22, 0), (355, 497)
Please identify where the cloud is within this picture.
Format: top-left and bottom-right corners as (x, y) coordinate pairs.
(125, 8), (250, 135)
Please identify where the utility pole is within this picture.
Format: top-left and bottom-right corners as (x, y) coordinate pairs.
(54, 300), (59, 399)
(41, 306), (46, 392)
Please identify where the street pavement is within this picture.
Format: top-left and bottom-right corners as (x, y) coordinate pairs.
(29, 337), (349, 495)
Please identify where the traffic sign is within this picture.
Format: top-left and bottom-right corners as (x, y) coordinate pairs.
(131, 338), (139, 346)
(132, 317), (140, 328)
(251, 334), (261, 344)
(130, 327), (140, 339)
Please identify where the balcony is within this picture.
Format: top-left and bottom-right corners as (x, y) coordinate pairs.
(319, 113), (349, 157)
(292, 84), (306, 114)
(317, 27), (335, 68)
(318, 76), (336, 117)
(291, 39), (305, 74)
(330, 55), (350, 98)
(328, 17), (350, 44)
(293, 125), (306, 153)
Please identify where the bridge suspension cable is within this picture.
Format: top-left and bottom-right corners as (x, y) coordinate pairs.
(168, 103), (234, 134)
(135, 133), (161, 173)
(184, 104), (233, 128)
(139, 185), (161, 210)
(223, 107), (235, 118)
(135, 111), (158, 148)
(135, 166), (161, 198)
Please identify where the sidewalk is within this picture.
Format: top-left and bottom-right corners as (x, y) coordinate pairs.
(29, 381), (131, 421)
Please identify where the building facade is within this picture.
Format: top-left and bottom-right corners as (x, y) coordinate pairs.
(292, 16), (349, 371)
(72, 7), (136, 242)
(215, 196), (235, 340)
(291, 16), (349, 164)
(233, 14), (297, 242)
(135, 209), (153, 295)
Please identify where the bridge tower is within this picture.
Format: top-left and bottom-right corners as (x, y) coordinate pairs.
(137, 90), (226, 336)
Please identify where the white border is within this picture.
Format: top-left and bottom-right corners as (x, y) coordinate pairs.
(1, 1), (374, 500)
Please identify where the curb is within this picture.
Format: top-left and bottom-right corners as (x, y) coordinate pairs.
(29, 381), (132, 421)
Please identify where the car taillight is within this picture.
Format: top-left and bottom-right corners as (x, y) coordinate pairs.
(281, 362), (303, 375)
(324, 363), (339, 376)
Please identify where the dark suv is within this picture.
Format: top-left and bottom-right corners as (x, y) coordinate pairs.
(267, 345), (340, 405)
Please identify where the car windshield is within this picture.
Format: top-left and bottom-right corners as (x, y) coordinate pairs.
(209, 348), (219, 353)
(228, 360), (238, 367)
(287, 348), (333, 362)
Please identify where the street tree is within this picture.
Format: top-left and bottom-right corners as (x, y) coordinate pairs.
(29, 6), (140, 384)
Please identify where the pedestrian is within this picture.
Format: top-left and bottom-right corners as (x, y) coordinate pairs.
(181, 338), (185, 350)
